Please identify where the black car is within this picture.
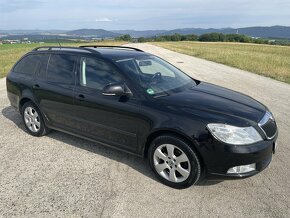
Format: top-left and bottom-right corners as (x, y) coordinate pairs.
(6, 45), (278, 188)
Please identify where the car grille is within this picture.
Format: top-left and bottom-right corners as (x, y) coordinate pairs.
(259, 112), (277, 139)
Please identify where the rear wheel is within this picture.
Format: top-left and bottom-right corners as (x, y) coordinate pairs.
(148, 135), (202, 189)
(21, 102), (49, 136)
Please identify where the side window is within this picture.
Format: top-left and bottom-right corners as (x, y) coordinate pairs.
(80, 57), (123, 90)
(47, 54), (76, 84)
(35, 54), (49, 79)
(13, 55), (41, 76)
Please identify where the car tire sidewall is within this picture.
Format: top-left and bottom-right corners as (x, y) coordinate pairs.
(149, 135), (202, 189)
(21, 102), (47, 137)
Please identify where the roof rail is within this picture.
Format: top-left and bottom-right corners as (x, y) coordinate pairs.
(79, 45), (144, 52)
(32, 46), (102, 55)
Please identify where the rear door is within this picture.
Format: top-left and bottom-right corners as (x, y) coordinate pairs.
(33, 53), (77, 131)
(7, 54), (43, 108)
(73, 55), (141, 153)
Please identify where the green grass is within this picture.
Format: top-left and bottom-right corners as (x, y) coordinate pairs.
(151, 41), (290, 84)
(0, 41), (124, 78)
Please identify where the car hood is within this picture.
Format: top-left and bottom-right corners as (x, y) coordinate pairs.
(159, 82), (267, 125)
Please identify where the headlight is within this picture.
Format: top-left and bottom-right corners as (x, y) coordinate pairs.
(207, 123), (263, 145)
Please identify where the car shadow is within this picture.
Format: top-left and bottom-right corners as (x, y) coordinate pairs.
(2, 106), (222, 187)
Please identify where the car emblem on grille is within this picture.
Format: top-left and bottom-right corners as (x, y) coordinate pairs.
(258, 111), (277, 140)
(259, 111), (274, 126)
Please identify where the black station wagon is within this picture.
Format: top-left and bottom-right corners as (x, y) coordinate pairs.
(6, 45), (278, 188)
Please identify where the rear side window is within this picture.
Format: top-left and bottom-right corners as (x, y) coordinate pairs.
(47, 54), (76, 84)
(14, 55), (41, 76)
(80, 57), (123, 90)
(35, 54), (49, 79)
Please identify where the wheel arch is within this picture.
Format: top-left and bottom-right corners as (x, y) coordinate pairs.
(19, 97), (33, 112)
(19, 89), (39, 113)
(143, 129), (203, 162)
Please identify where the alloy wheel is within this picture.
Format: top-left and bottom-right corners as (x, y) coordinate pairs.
(24, 106), (41, 133)
(153, 144), (191, 183)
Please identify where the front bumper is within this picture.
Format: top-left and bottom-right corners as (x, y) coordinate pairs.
(200, 135), (277, 180)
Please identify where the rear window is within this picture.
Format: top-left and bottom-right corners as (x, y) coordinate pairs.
(13, 55), (42, 75)
(47, 54), (76, 84)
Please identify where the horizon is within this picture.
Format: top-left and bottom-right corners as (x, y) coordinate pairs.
(1, 0), (290, 30)
(1, 25), (290, 32)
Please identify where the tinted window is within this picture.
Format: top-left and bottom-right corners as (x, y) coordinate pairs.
(14, 55), (41, 75)
(47, 54), (76, 84)
(80, 57), (123, 90)
(35, 54), (49, 79)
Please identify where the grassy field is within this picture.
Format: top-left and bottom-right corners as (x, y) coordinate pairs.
(0, 41), (124, 78)
(151, 41), (290, 84)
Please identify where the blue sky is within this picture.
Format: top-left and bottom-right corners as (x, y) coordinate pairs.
(0, 0), (290, 30)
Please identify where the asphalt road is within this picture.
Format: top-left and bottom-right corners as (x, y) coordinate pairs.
(0, 43), (289, 217)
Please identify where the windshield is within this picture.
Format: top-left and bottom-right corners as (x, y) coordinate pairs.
(116, 56), (196, 96)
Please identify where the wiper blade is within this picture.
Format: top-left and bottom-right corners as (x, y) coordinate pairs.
(153, 92), (170, 98)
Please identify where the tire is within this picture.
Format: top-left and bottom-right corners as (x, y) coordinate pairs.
(148, 135), (202, 189)
(21, 101), (50, 137)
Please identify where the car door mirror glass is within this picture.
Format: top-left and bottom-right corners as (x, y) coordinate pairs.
(102, 82), (132, 97)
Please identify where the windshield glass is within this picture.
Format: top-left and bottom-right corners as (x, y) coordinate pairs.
(116, 56), (196, 96)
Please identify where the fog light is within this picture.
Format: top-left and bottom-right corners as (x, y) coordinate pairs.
(227, 163), (256, 174)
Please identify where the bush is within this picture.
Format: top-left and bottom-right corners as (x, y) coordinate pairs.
(181, 34), (198, 41)
(199, 33), (225, 42)
(170, 34), (182, 41)
(115, 34), (132, 41)
(226, 34), (252, 43)
(138, 37), (146, 43)
(253, 38), (268, 44)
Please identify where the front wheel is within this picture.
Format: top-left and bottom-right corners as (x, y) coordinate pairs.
(148, 135), (202, 189)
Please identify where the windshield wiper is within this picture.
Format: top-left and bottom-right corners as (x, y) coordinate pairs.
(153, 91), (170, 98)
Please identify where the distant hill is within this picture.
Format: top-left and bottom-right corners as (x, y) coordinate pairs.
(0, 29), (65, 35)
(233, 26), (290, 39)
(113, 30), (166, 38)
(0, 34), (73, 41)
(1, 26), (290, 40)
(66, 29), (120, 38)
(159, 26), (290, 39)
(113, 26), (290, 39)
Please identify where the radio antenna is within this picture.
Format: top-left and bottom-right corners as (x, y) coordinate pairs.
(56, 37), (62, 49)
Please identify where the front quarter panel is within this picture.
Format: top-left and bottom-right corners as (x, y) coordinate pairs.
(137, 98), (208, 155)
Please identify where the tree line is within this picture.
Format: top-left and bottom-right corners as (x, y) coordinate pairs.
(115, 33), (290, 46)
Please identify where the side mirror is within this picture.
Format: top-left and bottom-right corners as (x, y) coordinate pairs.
(102, 82), (132, 97)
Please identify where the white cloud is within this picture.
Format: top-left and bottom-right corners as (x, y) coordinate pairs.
(95, 18), (112, 22)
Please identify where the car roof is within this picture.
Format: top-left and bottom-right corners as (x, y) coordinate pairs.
(31, 46), (151, 60)
(92, 48), (150, 59)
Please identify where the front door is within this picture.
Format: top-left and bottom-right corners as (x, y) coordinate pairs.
(73, 56), (141, 153)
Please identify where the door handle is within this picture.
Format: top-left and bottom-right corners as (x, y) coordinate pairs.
(33, 84), (40, 89)
(76, 94), (85, 101)
(32, 84), (40, 89)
